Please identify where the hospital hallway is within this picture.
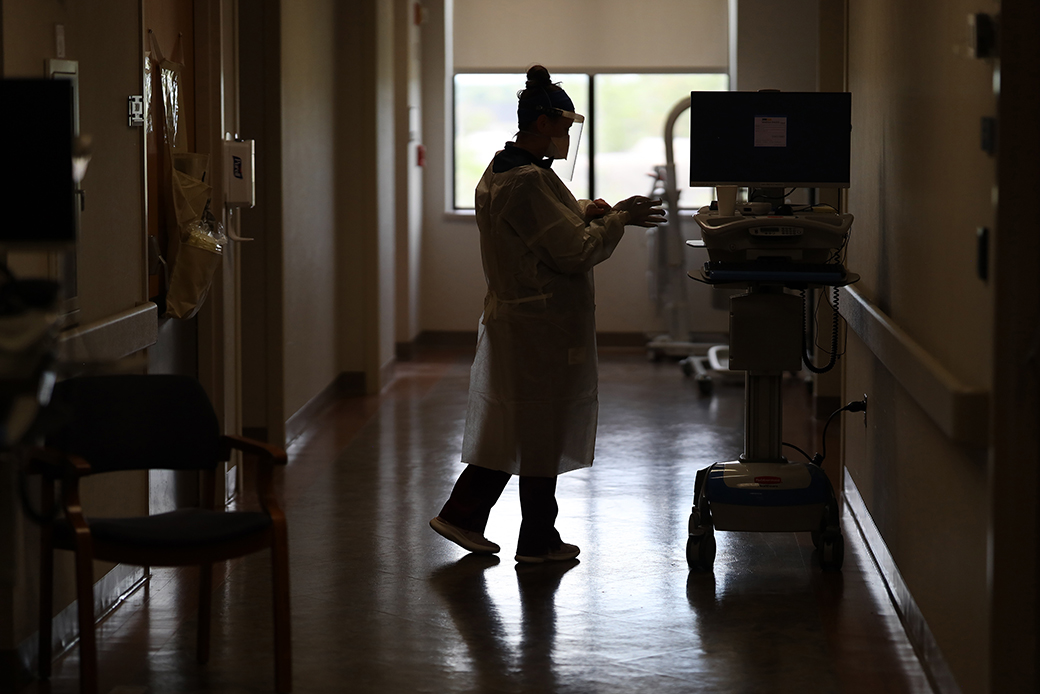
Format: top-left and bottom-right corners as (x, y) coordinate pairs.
(23, 347), (934, 694)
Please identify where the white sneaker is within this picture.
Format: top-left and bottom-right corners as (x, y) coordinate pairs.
(515, 542), (580, 564)
(429, 517), (500, 554)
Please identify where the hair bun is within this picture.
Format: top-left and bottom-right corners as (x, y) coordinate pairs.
(525, 65), (552, 89)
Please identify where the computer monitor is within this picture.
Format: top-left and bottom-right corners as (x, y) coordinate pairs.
(688, 91), (851, 189)
(0, 79), (77, 247)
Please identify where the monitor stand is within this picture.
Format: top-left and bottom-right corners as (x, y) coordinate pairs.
(748, 187), (786, 212)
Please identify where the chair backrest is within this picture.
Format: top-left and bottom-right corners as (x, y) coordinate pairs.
(46, 374), (222, 473)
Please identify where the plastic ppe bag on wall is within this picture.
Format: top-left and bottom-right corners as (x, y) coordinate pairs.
(164, 151), (218, 318)
(148, 31), (225, 319)
(165, 214), (227, 320)
(172, 153), (211, 227)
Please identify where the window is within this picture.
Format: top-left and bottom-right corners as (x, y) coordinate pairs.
(453, 72), (728, 211)
(454, 73), (589, 207)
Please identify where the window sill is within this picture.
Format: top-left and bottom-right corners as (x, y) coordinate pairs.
(443, 209), (476, 223)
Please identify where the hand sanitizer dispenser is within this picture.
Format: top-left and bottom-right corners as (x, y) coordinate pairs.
(225, 139), (255, 208)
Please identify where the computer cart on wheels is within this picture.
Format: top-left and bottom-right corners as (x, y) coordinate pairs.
(685, 240), (858, 573)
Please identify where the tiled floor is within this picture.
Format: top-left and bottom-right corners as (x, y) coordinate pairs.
(24, 347), (933, 693)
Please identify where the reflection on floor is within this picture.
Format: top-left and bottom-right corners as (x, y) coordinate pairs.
(24, 347), (933, 693)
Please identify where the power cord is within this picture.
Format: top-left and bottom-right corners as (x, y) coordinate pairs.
(813, 399), (867, 466)
(782, 441), (812, 462)
(781, 399), (867, 467)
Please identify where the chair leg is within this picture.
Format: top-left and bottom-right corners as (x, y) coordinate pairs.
(74, 547), (98, 694)
(38, 508), (54, 679)
(197, 562), (213, 664)
(271, 525), (292, 693)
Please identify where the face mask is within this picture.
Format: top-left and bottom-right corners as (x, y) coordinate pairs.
(546, 135), (570, 160)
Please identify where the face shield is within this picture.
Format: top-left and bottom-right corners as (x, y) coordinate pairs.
(548, 111), (584, 181)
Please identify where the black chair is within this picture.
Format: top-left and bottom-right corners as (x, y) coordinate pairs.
(32, 374), (291, 693)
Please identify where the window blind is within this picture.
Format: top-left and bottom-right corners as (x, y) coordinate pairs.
(453, 0), (729, 72)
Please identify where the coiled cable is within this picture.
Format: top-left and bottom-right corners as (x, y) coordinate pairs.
(802, 287), (840, 374)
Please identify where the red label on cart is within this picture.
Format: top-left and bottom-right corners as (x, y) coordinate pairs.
(754, 476), (782, 485)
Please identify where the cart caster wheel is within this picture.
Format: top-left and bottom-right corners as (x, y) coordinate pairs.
(819, 533), (844, 571)
(688, 510), (702, 534)
(680, 358), (694, 377)
(687, 530), (716, 571)
(696, 375), (713, 396)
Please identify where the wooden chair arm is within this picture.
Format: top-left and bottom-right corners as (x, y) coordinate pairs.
(220, 436), (287, 516)
(21, 447), (90, 534)
(23, 446), (92, 478)
(221, 435), (288, 465)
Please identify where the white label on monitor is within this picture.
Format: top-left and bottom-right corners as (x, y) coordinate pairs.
(754, 116), (787, 147)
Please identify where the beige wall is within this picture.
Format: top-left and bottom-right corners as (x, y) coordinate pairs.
(0, 0), (149, 671)
(279, 0), (340, 417)
(276, 0), (401, 410)
(240, 0), (404, 431)
(843, 0), (998, 691)
(736, 0), (819, 92)
(331, 0), (397, 392)
(239, 0), (284, 439)
(2, 1), (146, 320)
(376, 0), (397, 378)
(420, 0), (485, 334)
(395, 0), (424, 348)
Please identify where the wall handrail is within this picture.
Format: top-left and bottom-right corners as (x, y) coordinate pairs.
(839, 286), (989, 446)
(59, 302), (158, 364)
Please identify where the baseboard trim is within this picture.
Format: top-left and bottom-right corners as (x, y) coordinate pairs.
(285, 372), (365, 446)
(16, 564), (146, 680)
(379, 357), (396, 393)
(395, 341), (416, 362)
(843, 469), (962, 694)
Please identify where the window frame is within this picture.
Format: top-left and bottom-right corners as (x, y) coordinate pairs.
(451, 69), (729, 213)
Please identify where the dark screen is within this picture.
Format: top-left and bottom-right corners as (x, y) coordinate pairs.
(689, 91), (851, 188)
(0, 79), (77, 245)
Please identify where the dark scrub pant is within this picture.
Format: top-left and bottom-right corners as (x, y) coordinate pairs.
(438, 464), (562, 556)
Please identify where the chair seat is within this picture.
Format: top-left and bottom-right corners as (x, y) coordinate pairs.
(56, 508), (272, 549)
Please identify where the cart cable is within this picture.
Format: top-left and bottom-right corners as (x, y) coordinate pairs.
(810, 399), (867, 467)
(801, 287), (841, 374)
(781, 441), (813, 463)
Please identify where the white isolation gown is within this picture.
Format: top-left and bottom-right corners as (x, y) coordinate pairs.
(461, 145), (629, 477)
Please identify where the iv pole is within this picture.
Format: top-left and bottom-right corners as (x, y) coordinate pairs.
(645, 96), (706, 361)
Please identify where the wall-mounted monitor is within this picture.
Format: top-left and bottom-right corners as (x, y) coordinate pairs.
(689, 91), (852, 189)
(0, 79), (77, 247)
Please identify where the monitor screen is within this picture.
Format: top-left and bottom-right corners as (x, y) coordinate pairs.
(689, 91), (851, 189)
(0, 79), (77, 246)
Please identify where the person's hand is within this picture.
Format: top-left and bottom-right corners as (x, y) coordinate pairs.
(585, 198), (611, 221)
(613, 196), (666, 227)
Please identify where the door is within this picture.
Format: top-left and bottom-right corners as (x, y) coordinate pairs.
(143, 0), (243, 510)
